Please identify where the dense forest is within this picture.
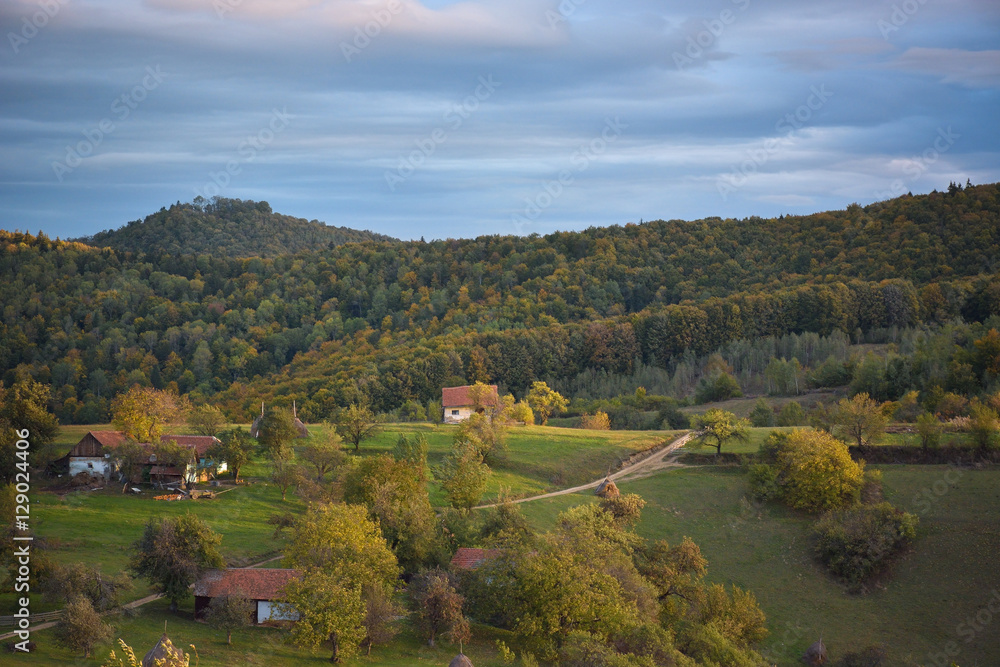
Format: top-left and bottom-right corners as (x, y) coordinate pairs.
(2, 183), (999, 425)
(75, 198), (395, 258)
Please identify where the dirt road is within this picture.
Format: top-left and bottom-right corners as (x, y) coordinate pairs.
(473, 431), (694, 509)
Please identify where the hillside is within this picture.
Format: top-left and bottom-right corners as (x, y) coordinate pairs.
(75, 197), (396, 257)
(2, 182), (999, 424)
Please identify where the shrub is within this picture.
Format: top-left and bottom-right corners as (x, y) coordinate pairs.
(579, 411), (612, 430)
(746, 464), (780, 501)
(773, 429), (865, 513)
(915, 412), (942, 450)
(510, 400), (534, 425)
(813, 502), (918, 587)
(776, 401), (806, 427)
(748, 399), (774, 428)
(694, 372), (742, 404)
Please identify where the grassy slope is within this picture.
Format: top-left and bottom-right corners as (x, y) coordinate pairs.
(519, 465), (1000, 667)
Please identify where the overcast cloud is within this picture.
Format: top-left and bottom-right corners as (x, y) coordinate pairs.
(1, 0), (997, 240)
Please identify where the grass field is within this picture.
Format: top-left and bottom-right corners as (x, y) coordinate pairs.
(17, 422), (999, 666)
(519, 465), (1000, 667)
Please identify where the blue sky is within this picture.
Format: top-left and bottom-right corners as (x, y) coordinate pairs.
(1, 0), (998, 241)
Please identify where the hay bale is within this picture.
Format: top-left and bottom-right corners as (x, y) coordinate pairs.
(448, 654), (474, 667)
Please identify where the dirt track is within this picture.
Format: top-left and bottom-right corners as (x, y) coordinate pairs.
(473, 431), (694, 509)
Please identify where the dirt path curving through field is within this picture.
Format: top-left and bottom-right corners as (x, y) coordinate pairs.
(473, 431), (694, 509)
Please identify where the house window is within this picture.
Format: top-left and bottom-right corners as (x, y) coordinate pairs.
(451, 409), (459, 416)
(87, 462), (93, 469)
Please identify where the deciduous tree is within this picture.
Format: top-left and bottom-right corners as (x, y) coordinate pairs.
(208, 428), (254, 481)
(834, 393), (887, 449)
(55, 597), (113, 658)
(205, 593), (253, 645)
(336, 403), (382, 452)
(526, 381), (568, 426)
(692, 409), (750, 455)
(188, 404), (226, 437)
(409, 568), (468, 648)
(111, 386), (184, 443)
(129, 514), (224, 612)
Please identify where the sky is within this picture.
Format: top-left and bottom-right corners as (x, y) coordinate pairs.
(1, 0), (998, 241)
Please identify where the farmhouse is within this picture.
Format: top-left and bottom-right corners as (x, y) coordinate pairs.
(194, 568), (301, 624)
(64, 430), (225, 484)
(441, 384), (499, 424)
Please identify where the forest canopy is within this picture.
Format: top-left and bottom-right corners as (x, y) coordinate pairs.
(2, 183), (999, 424)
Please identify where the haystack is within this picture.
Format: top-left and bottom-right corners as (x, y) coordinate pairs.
(250, 401), (264, 438)
(292, 400), (309, 438)
(802, 638), (828, 665)
(595, 478), (620, 499)
(142, 632), (186, 667)
(448, 653), (474, 667)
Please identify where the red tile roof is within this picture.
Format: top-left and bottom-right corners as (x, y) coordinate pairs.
(75, 431), (218, 457)
(450, 547), (502, 570)
(441, 385), (498, 408)
(194, 568), (301, 601)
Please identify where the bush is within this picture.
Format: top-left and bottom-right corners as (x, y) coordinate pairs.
(776, 401), (806, 427)
(746, 464), (779, 501)
(748, 399), (774, 428)
(694, 372), (743, 404)
(398, 399), (428, 422)
(761, 429), (865, 513)
(657, 402), (690, 430)
(813, 502), (918, 587)
(510, 400), (534, 425)
(579, 411), (612, 430)
(836, 645), (887, 667)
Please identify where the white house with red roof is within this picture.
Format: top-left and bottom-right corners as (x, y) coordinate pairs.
(441, 384), (499, 424)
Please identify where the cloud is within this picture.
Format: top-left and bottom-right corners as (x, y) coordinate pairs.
(890, 47), (1000, 88)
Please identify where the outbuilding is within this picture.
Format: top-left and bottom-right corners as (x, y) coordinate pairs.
(194, 568), (302, 624)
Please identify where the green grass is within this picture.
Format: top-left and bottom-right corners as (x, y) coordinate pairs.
(680, 391), (844, 419)
(521, 465), (1000, 667)
(302, 422), (674, 506)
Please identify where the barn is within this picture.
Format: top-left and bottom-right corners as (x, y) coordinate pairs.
(64, 431), (225, 483)
(194, 568), (301, 624)
(441, 385), (499, 424)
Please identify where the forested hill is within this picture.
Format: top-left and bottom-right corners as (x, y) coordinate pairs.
(3, 182), (1000, 425)
(75, 198), (396, 257)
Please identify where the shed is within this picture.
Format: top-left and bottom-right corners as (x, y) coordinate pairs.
(142, 632), (186, 667)
(195, 568), (301, 624)
(442, 385), (499, 424)
(450, 547), (501, 571)
(595, 478), (620, 499)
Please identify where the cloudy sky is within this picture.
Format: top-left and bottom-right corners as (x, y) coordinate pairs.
(1, 0), (998, 241)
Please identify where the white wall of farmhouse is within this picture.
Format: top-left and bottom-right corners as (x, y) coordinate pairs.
(444, 406), (476, 424)
(69, 457), (110, 477)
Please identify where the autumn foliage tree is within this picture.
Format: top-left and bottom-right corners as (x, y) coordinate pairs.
(692, 409), (750, 455)
(526, 381), (568, 426)
(111, 387), (185, 443)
